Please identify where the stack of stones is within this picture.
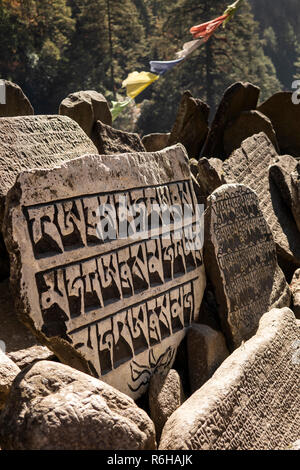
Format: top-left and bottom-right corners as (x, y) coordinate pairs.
(0, 81), (299, 450)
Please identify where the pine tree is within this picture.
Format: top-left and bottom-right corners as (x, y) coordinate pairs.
(250, 0), (300, 90)
(0, 0), (75, 112)
(136, 0), (281, 135)
(66, 0), (146, 99)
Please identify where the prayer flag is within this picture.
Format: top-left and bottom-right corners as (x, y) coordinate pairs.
(175, 38), (205, 59)
(190, 14), (228, 40)
(110, 98), (132, 122)
(223, 0), (244, 26)
(149, 58), (184, 76)
(122, 71), (159, 99)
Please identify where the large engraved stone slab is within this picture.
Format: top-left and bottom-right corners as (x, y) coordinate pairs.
(4, 144), (206, 399)
(159, 307), (300, 450)
(204, 184), (290, 349)
(198, 133), (300, 277)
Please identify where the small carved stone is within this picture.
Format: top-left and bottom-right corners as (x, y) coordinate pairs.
(159, 308), (300, 450)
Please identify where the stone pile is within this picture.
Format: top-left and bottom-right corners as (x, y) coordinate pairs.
(0, 81), (299, 451)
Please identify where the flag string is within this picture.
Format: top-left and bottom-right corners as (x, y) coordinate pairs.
(111, 0), (244, 121)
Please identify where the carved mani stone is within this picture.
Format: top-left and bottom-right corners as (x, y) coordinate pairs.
(0, 115), (97, 220)
(269, 156), (300, 234)
(201, 133), (300, 277)
(3, 144), (206, 399)
(0, 115), (98, 280)
(204, 184), (290, 349)
(159, 307), (300, 450)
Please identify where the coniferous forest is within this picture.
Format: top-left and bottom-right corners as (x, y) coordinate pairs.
(0, 0), (299, 134)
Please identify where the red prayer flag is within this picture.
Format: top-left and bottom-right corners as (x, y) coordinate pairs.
(190, 14), (229, 40)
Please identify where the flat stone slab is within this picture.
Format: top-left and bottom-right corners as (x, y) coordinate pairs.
(160, 307), (300, 450)
(204, 184), (290, 348)
(168, 91), (209, 159)
(201, 82), (260, 159)
(3, 144), (206, 399)
(223, 110), (279, 156)
(0, 115), (97, 216)
(269, 156), (300, 233)
(219, 133), (300, 275)
(197, 133), (300, 277)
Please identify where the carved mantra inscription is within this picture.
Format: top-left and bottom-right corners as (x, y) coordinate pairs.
(205, 184), (290, 349)
(4, 148), (206, 398)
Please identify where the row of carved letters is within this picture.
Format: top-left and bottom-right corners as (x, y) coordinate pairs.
(70, 280), (196, 375)
(37, 231), (203, 321)
(25, 180), (196, 257)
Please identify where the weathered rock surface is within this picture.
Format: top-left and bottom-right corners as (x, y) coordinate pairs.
(223, 110), (278, 155)
(187, 324), (229, 393)
(149, 369), (185, 441)
(289, 440), (300, 450)
(3, 144), (206, 399)
(0, 360), (156, 450)
(199, 133), (300, 277)
(0, 81), (34, 117)
(159, 307), (300, 450)
(8, 345), (55, 370)
(0, 115), (97, 216)
(201, 82), (260, 159)
(291, 269), (300, 319)
(0, 279), (41, 352)
(142, 133), (170, 152)
(197, 157), (225, 200)
(222, 133), (300, 276)
(269, 156), (300, 233)
(258, 92), (300, 158)
(92, 120), (146, 154)
(59, 90), (112, 138)
(0, 115), (98, 280)
(204, 184), (290, 349)
(168, 91), (209, 159)
(0, 350), (20, 409)
(197, 286), (222, 332)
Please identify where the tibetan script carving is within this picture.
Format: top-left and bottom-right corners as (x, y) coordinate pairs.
(4, 145), (206, 398)
(204, 183), (290, 349)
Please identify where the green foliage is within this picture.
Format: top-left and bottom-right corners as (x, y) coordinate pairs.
(136, 0), (281, 134)
(0, 0), (297, 132)
(250, 0), (300, 89)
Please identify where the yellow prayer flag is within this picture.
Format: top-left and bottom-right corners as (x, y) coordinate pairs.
(122, 71), (159, 99)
